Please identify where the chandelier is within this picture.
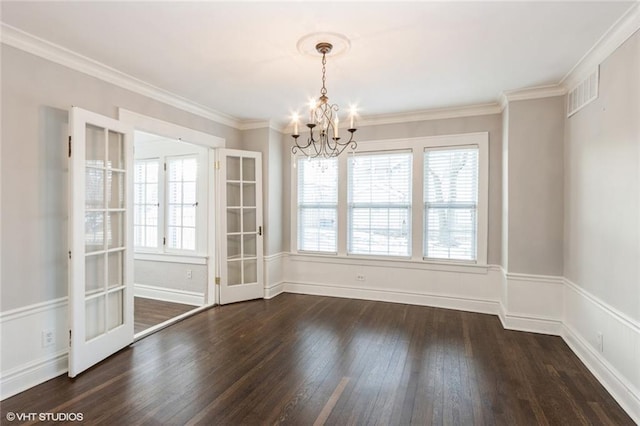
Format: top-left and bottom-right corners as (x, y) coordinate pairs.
(291, 42), (357, 158)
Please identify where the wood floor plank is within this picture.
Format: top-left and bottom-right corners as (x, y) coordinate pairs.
(1, 294), (633, 425)
(134, 297), (197, 334)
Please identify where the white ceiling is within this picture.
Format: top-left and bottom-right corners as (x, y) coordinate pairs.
(1, 1), (635, 126)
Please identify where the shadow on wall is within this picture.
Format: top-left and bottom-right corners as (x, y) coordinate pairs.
(38, 106), (69, 301)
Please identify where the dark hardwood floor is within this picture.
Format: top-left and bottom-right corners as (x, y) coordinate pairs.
(134, 297), (197, 334)
(1, 294), (633, 425)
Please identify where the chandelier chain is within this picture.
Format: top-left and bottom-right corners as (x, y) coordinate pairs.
(320, 53), (327, 97)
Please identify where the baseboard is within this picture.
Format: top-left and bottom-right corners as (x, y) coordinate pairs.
(499, 309), (564, 335)
(134, 284), (203, 306)
(264, 281), (284, 299)
(0, 351), (68, 400)
(283, 281), (500, 316)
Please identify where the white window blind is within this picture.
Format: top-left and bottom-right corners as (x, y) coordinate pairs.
(297, 157), (338, 252)
(348, 151), (412, 256)
(133, 159), (159, 248)
(424, 147), (478, 261)
(167, 156), (198, 251)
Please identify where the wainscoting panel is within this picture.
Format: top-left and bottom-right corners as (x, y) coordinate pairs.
(263, 253), (285, 299)
(283, 254), (501, 316)
(0, 298), (69, 400)
(562, 279), (640, 423)
(134, 284), (204, 306)
(500, 271), (564, 335)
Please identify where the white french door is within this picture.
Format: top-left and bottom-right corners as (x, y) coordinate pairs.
(68, 107), (134, 377)
(218, 149), (263, 304)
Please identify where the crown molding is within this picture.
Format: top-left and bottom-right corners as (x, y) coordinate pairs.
(237, 120), (278, 131)
(280, 102), (503, 134)
(499, 84), (567, 110)
(561, 2), (640, 90)
(357, 103), (503, 128)
(0, 22), (242, 129)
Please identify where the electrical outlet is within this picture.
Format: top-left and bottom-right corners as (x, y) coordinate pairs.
(186, 269), (192, 279)
(42, 329), (54, 348)
(596, 332), (603, 353)
(356, 274), (365, 281)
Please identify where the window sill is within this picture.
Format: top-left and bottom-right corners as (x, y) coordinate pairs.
(288, 251), (489, 274)
(134, 252), (208, 265)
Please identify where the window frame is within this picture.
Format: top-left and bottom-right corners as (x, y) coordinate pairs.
(133, 142), (208, 257)
(291, 132), (489, 265)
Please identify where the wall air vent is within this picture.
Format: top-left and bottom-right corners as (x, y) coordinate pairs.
(567, 67), (599, 117)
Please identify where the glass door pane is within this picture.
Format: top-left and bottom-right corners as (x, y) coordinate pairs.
(225, 154), (260, 286)
(220, 149), (262, 303)
(69, 106), (134, 378)
(82, 124), (128, 342)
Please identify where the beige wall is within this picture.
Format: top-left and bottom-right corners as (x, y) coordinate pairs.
(0, 45), (240, 311)
(282, 114), (504, 264)
(266, 128), (284, 256)
(239, 127), (284, 256)
(564, 31), (639, 321)
(504, 96), (565, 276)
(501, 107), (510, 268)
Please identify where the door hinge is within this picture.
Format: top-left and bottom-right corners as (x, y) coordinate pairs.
(164, 162), (167, 171)
(68, 250), (71, 260)
(215, 161), (220, 170)
(69, 330), (72, 347)
(258, 225), (262, 236)
(163, 237), (166, 246)
(68, 136), (72, 158)
(215, 277), (220, 285)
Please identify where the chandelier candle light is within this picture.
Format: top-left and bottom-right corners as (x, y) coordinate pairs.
(291, 42), (358, 158)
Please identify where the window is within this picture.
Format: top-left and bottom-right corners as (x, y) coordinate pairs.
(134, 159), (160, 248)
(424, 147), (479, 261)
(348, 151), (412, 256)
(297, 157), (338, 252)
(292, 133), (487, 264)
(133, 152), (203, 255)
(167, 156), (197, 251)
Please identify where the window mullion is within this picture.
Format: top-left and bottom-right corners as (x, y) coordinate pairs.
(337, 153), (348, 256)
(412, 148), (423, 261)
(161, 156), (167, 253)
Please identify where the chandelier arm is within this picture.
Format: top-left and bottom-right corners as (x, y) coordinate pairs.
(312, 136), (323, 157)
